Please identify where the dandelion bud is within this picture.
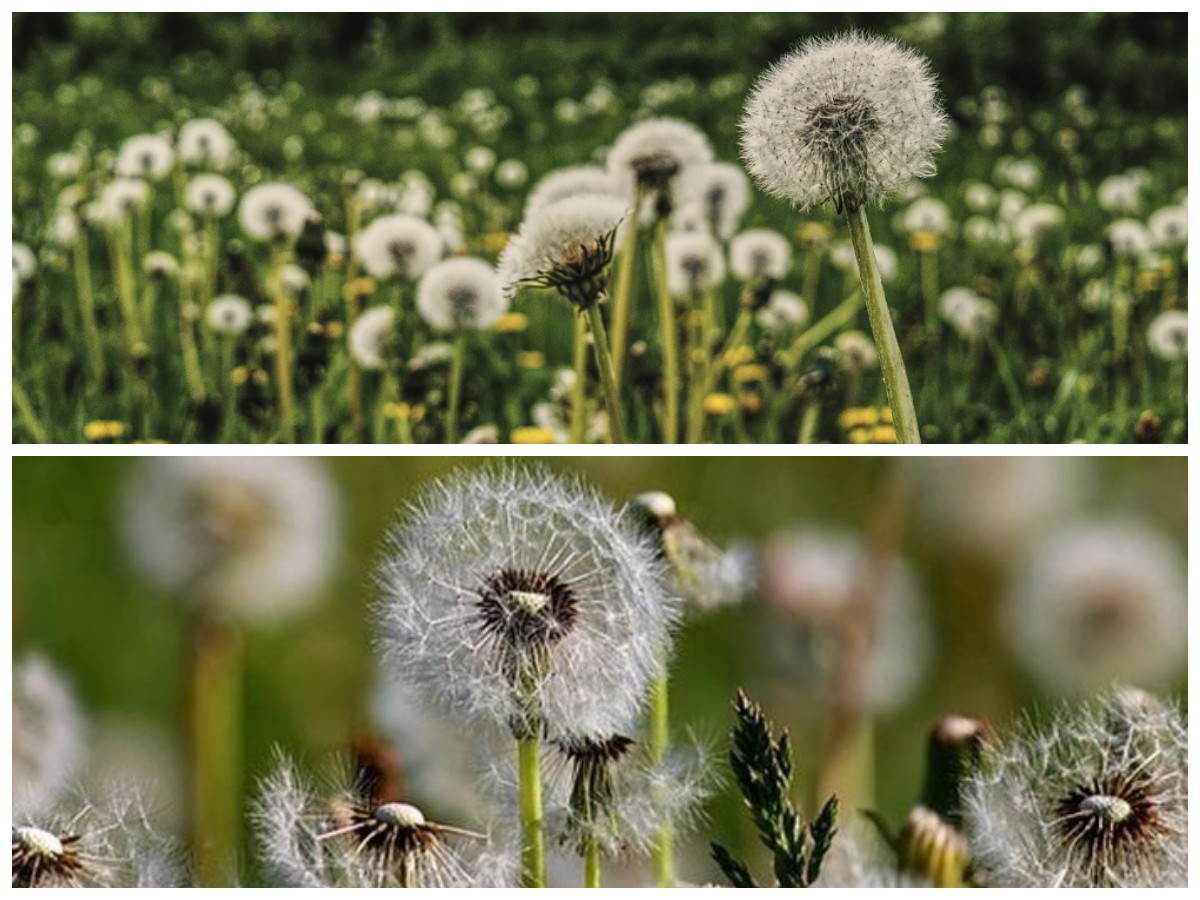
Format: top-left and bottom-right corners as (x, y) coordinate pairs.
(897, 805), (971, 887)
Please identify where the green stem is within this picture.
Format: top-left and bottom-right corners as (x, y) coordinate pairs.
(798, 402), (820, 444)
(446, 332), (466, 443)
(920, 249), (939, 337)
(73, 234), (105, 384)
(12, 381), (49, 443)
(649, 671), (673, 887)
(112, 219), (143, 352)
(570, 313), (587, 444)
(517, 736), (546, 888)
(187, 612), (242, 887)
(609, 186), (642, 386)
(653, 220), (679, 443)
(583, 835), (601, 888)
(584, 303), (627, 443)
(272, 252), (295, 442)
(845, 205), (920, 443)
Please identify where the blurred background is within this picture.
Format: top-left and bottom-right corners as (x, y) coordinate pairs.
(12, 455), (1187, 883)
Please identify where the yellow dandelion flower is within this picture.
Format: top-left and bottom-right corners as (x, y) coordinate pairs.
(342, 277), (378, 302)
(797, 221), (833, 246)
(324, 320), (345, 339)
(511, 426), (557, 444)
(838, 407), (879, 430)
(848, 426), (872, 444)
(83, 420), (127, 441)
(483, 232), (511, 254)
(383, 401), (412, 420)
(880, 406), (894, 424)
(871, 424), (898, 443)
(722, 344), (755, 368)
(734, 364), (768, 384)
(494, 311), (529, 333)
(1136, 269), (1161, 293)
(517, 351), (545, 369)
(909, 230), (940, 253)
(738, 393), (763, 415)
(703, 392), (737, 416)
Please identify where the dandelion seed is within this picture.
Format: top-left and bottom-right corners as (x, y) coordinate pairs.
(729, 228), (791, 281)
(416, 257), (507, 332)
(963, 688), (1187, 887)
(665, 231), (725, 296)
(355, 213), (443, 281)
(1002, 519), (1186, 696)
(178, 118), (236, 169)
(740, 32), (949, 212)
(185, 174), (236, 217)
(115, 134), (174, 181)
(238, 182), (312, 243)
(347, 306), (396, 370)
(206, 294), (254, 336)
(607, 117), (713, 216)
(1146, 310), (1187, 361)
(121, 457), (339, 622)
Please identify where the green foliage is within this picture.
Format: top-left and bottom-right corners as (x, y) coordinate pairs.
(712, 690), (839, 887)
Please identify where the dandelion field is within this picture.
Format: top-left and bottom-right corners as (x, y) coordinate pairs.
(10, 12), (1188, 444)
(12, 456), (1188, 887)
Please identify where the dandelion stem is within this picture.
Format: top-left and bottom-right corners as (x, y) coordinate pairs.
(649, 671), (674, 887)
(919, 249), (940, 337)
(187, 611), (242, 887)
(446, 332), (466, 443)
(845, 206), (921, 443)
(653, 220), (680, 443)
(73, 233), (105, 384)
(570, 312), (588, 444)
(12, 381), (49, 443)
(797, 402), (820, 444)
(609, 186), (642, 387)
(272, 250), (296, 442)
(517, 735), (546, 888)
(583, 834), (602, 888)
(584, 303), (627, 443)
(111, 219), (143, 352)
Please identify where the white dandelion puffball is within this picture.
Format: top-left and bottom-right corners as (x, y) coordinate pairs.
(828, 240), (898, 281)
(122, 457), (339, 624)
(12, 242), (37, 284)
(729, 228), (792, 281)
(523, 165), (626, 219)
(835, 330), (878, 372)
(143, 251), (179, 280)
(348, 306), (397, 370)
(665, 230), (726, 296)
(354, 213), (443, 281)
(416, 256), (507, 332)
(495, 158), (529, 189)
(606, 117), (714, 204)
(1002, 520), (1186, 697)
(115, 134), (174, 181)
(963, 689), (1187, 887)
(1146, 310), (1187, 361)
(100, 179), (150, 221)
(680, 161), (751, 239)
(376, 465), (681, 739)
(178, 118), (236, 168)
(740, 32), (949, 211)
(760, 530), (931, 713)
(1147, 205), (1187, 248)
(757, 289), (809, 330)
(185, 174), (236, 217)
(1106, 219), (1151, 258)
(1097, 173), (1141, 213)
(940, 287), (997, 339)
(206, 294), (254, 335)
(238, 182), (312, 243)
(13, 654), (86, 819)
(497, 193), (628, 302)
(1011, 203), (1064, 244)
(902, 197), (952, 234)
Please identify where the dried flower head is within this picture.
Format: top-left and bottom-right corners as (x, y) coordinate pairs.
(376, 465), (680, 740)
(178, 118), (236, 169)
(13, 655), (85, 820)
(729, 228), (791, 281)
(1002, 519), (1186, 696)
(416, 257), (507, 332)
(185, 174), (236, 217)
(497, 194), (628, 309)
(347, 306), (397, 370)
(1146, 310), (1187, 361)
(355, 214), (443, 281)
(607, 117), (714, 215)
(121, 457), (339, 623)
(115, 134), (174, 181)
(524, 166), (627, 220)
(665, 231), (726, 296)
(740, 32), (949, 212)
(963, 688), (1187, 887)
(238, 183), (312, 243)
(206, 294), (254, 336)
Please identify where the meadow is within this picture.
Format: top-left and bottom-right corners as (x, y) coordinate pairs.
(11, 12), (1188, 444)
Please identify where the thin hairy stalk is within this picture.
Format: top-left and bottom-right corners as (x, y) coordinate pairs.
(585, 303), (627, 443)
(609, 185), (643, 385)
(845, 206), (920, 443)
(271, 249), (296, 442)
(518, 736), (546, 888)
(649, 671), (674, 886)
(653, 220), (680, 443)
(570, 312), (588, 443)
(73, 235), (105, 384)
(446, 332), (466, 443)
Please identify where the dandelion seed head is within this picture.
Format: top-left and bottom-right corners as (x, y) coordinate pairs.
(902, 196), (952, 235)
(416, 257), (507, 332)
(376, 464), (680, 739)
(607, 117), (714, 212)
(1097, 173), (1141, 214)
(1146, 310), (1187, 361)
(729, 228), (791, 281)
(523, 166), (626, 220)
(665, 231), (725, 295)
(355, 213), (443, 281)
(206, 294), (254, 336)
(679, 162), (751, 240)
(828, 240), (898, 281)
(347, 306), (397, 370)
(1106, 219), (1151, 258)
(12, 242), (37, 284)
(1011, 202), (1065, 244)
(834, 330), (878, 372)
(238, 182), (312, 243)
(756, 288), (809, 330)
(13, 655), (85, 820)
(185, 174), (236, 217)
(1002, 519), (1186, 696)
(1147, 205), (1187, 248)
(963, 688), (1187, 887)
(178, 118), (236, 168)
(121, 457), (339, 622)
(940, 287), (997, 339)
(100, 178), (150, 222)
(740, 32), (949, 211)
(115, 134), (174, 181)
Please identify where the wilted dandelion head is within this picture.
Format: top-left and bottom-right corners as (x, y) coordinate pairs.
(963, 688), (1187, 887)
(1002, 519), (1186, 697)
(206, 294), (254, 336)
(185, 174), (236, 217)
(497, 194), (629, 309)
(238, 182), (312, 243)
(178, 118), (236, 168)
(115, 134), (174, 181)
(523, 166), (627, 220)
(355, 214), (443, 281)
(606, 117), (714, 214)
(375, 465), (680, 740)
(1146, 310), (1187, 361)
(740, 32), (949, 212)
(680, 162), (751, 240)
(665, 231), (726, 296)
(756, 288), (809, 331)
(121, 457), (339, 623)
(13, 655), (85, 820)
(347, 306), (397, 370)
(254, 755), (486, 888)
(728, 228), (791, 281)
(416, 257), (507, 332)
